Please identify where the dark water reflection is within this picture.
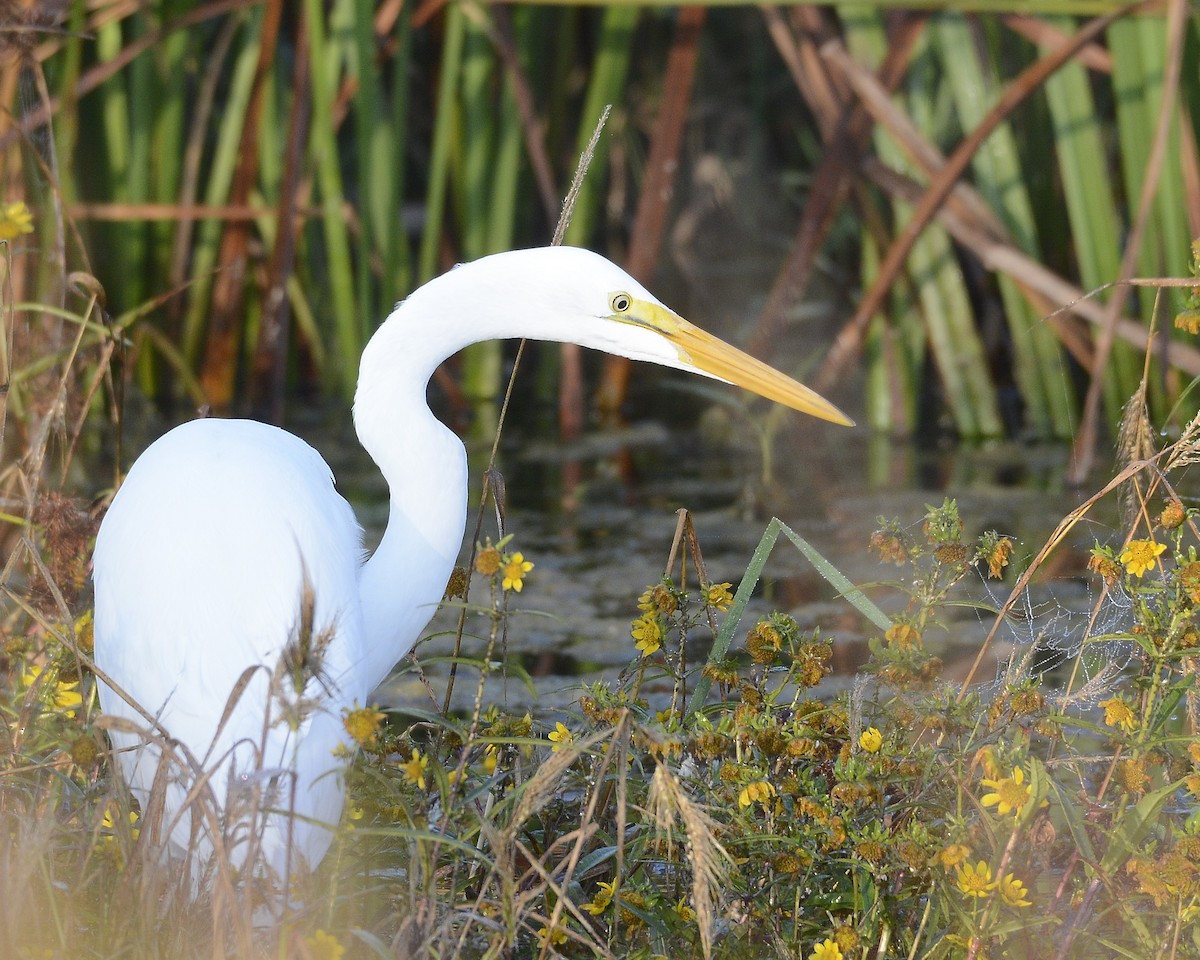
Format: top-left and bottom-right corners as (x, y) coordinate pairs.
(352, 410), (1124, 715)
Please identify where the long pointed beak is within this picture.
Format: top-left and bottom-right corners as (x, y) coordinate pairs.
(624, 301), (855, 427)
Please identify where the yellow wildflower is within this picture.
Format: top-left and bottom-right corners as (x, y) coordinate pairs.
(1099, 696), (1138, 733)
(100, 806), (140, 842)
(1120, 539), (1167, 578)
(704, 582), (734, 611)
(738, 780), (776, 809)
(581, 880), (616, 915)
(501, 552), (533, 591)
(858, 727), (883, 753)
(956, 859), (996, 898)
(672, 897), (696, 924)
(997, 873), (1032, 908)
(400, 748), (428, 789)
(937, 844), (970, 870)
(305, 930), (345, 960)
(810, 938), (843, 960)
(547, 721), (573, 752)
(535, 924), (567, 947)
(1178, 310), (1200, 335)
(884, 622), (921, 649)
(0, 200), (33, 241)
(23, 664), (84, 718)
(981, 766), (1031, 817)
(342, 704), (386, 746)
(631, 614), (663, 656)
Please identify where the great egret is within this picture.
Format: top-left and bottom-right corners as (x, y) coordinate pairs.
(93, 245), (851, 886)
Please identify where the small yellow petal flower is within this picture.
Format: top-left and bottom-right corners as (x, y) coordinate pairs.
(23, 664), (84, 718)
(631, 614), (663, 656)
(858, 727), (883, 753)
(482, 743), (499, 775)
(980, 766), (1031, 817)
(582, 880), (616, 915)
(1119, 539), (1167, 578)
(937, 843), (970, 870)
(400, 748), (428, 789)
(304, 929), (345, 960)
(547, 721), (573, 752)
(998, 873), (1032, 908)
(956, 859), (996, 898)
(342, 704), (386, 746)
(501, 552), (533, 591)
(0, 200), (33, 241)
(738, 780), (776, 809)
(1098, 696), (1138, 733)
(705, 582), (734, 611)
(810, 938), (844, 960)
(535, 924), (567, 947)
(673, 897), (696, 924)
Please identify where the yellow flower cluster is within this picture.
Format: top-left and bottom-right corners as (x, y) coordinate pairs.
(474, 538), (534, 591)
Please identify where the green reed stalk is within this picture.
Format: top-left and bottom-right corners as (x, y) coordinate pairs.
(563, 5), (639, 248)
(305, 0), (358, 398)
(1042, 18), (1140, 419)
(180, 9), (260, 368)
(935, 14), (1075, 438)
(418, 3), (466, 285)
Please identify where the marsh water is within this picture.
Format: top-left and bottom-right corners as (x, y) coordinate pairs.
(304, 399), (1126, 716)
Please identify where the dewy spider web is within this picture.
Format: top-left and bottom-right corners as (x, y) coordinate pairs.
(969, 538), (1137, 711)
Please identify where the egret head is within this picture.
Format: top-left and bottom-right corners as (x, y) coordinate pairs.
(370, 245), (853, 427)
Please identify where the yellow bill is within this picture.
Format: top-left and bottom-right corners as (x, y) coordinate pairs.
(619, 299), (855, 427)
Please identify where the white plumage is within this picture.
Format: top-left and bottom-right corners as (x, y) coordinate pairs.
(93, 246), (851, 887)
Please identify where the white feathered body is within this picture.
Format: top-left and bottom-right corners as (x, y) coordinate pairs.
(94, 418), (370, 877)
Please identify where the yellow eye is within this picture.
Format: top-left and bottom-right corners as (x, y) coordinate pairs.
(610, 292), (631, 313)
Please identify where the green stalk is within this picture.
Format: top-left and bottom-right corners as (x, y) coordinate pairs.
(181, 9), (261, 368)
(1042, 20), (1139, 420)
(459, 14), (501, 408)
(936, 13), (1075, 439)
(418, 3), (467, 284)
(1110, 15), (1191, 420)
(305, 0), (358, 397)
(843, 7), (1000, 437)
(563, 5), (640, 248)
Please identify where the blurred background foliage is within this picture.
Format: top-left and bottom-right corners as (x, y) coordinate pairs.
(0, 0), (1197, 476)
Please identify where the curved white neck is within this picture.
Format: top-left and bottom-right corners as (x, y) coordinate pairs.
(350, 247), (676, 691)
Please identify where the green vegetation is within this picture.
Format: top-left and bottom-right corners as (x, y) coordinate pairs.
(8, 439), (1200, 957)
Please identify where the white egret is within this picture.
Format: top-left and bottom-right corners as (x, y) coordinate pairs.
(93, 245), (851, 886)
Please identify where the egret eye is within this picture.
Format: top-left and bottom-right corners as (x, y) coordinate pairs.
(610, 292), (631, 313)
